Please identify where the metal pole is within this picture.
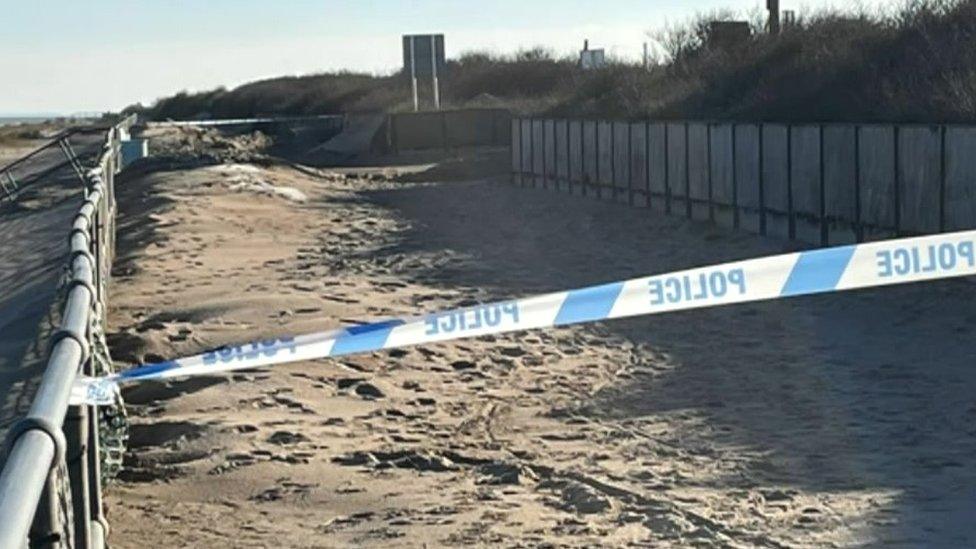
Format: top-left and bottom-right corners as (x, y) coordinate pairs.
(66, 403), (92, 548)
(410, 37), (419, 112)
(431, 35), (440, 111)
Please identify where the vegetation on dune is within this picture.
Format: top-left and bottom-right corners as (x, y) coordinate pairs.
(132, 0), (976, 123)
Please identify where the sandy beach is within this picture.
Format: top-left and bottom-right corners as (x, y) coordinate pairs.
(101, 128), (976, 548)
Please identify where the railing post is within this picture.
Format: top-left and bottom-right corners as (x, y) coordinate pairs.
(31, 466), (69, 549)
(65, 403), (92, 548)
(0, 119), (128, 549)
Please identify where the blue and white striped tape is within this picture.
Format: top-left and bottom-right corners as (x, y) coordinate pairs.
(71, 230), (976, 405)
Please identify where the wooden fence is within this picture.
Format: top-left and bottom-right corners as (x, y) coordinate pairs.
(511, 118), (976, 245)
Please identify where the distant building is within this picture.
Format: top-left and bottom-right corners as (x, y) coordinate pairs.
(706, 21), (751, 50)
(579, 40), (606, 70)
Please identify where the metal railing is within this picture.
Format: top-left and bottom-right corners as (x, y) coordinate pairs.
(0, 115), (135, 549)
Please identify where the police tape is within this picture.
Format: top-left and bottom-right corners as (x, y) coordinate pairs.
(70, 229), (976, 406)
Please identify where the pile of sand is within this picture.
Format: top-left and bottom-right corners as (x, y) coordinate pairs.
(204, 163), (307, 203)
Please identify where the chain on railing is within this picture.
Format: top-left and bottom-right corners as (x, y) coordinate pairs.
(0, 115), (135, 549)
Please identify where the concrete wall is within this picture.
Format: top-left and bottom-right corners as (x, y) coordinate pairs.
(512, 117), (976, 245)
(393, 108), (509, 151)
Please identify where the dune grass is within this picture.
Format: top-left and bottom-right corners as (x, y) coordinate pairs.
(133, 0), (976, 123)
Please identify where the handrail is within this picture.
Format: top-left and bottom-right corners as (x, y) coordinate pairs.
(0, 114), (133, 548)
(145, 113), (343, 128)
(0, 128), (79, 174)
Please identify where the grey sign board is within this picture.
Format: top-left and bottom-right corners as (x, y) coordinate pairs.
(403, 34), (446, 78)
(580, 48), (605, 70)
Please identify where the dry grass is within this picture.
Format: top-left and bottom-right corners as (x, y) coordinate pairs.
(133, 0), (976, 123)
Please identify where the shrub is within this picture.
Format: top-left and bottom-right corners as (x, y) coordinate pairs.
(134, 0), (976, 123)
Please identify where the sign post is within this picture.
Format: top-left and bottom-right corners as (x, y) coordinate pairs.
(403, 34), (445, 111)
(409, 38), (419, 111)
(430, 35), (440, 110)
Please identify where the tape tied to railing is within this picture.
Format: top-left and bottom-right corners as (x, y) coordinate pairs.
(70, 230), (976, 406)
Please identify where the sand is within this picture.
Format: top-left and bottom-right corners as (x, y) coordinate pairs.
(103, 130), (976, 548)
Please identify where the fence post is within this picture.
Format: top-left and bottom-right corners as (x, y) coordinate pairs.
(552, 121), (558, 191)
(820, 124), (828, 246)
(610, 123), (616, 201)
(940, 125), (947, 232)
(685, 122), (691, 219)
(564, 119), (571, 193)
(664, 124), (671, 215)
(31, 470), (65, 547)
(707, 123), (714, 222)
(539, 119), (545, 189)
(65, 403), (92, 548)
(759, 124), (766, 235)
(528, 119), (534, 188)
(787, 125), (795, 240)
(732, 124), (740, 229)
(582, 121), (588, 197)
(595, 122), (601, 199)
(893, 125), (901, 234)
(519, 119), (525, 186)
(645, 122), (652, 209)
(855, 125), (863, 242)
(627, 124), (634, 205)
(88, 400), (106, 546)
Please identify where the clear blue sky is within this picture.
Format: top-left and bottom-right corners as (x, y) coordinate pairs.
(0, 0), (889, 114)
